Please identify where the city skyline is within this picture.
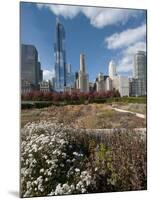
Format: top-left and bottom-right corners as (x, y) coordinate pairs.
(20, 2), (147, 82)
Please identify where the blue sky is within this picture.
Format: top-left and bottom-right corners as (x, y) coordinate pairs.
(20, 2), (146, 81)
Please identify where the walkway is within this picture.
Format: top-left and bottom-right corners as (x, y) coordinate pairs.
(112, 107), (145, 119)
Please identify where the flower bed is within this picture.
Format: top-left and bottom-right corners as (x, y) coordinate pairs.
(21, 121), (147, 197)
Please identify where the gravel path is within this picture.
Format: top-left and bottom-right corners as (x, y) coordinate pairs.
(112, 107), (145, 119)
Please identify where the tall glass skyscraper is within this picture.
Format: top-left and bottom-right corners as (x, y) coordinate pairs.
(54, 18), (66, 92)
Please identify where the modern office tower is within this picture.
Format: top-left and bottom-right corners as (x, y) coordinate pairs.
(21, 44), (43, 93)
(21, 44), (38, 85)
(109, 60), (117, 79)
(78, 54), (89, 92)
(134, 51), (146, 80)
(133, 51), (147, 96)
(54, 18), (67, 92)
(112, 76), (129, 97)
(96, 73), (109, 92)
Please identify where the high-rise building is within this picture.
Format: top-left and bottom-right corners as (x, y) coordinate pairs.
(133, 51), (147, 96)
(109, 60), (117, 79)
(54, 18), (66, 92)
(78, 54), (89, 92)
(134, 51), (146, 80)
(21, 44), (43, 92)
(65, 63), (75, 88)
(21, 44), (38, 85)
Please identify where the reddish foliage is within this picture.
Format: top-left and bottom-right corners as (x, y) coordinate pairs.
(21, 89), (120, 101)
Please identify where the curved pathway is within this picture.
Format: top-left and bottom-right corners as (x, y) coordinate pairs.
(112, 107), (145, 119)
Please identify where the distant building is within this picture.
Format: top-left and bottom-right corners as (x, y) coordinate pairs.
(132, 51), (147, 96)
(54, 18), (66, 92)
(112, 76), (129, 97)
(52, 77), (55, 90)
(39, 80), (52, 93)
(66, 63), (71, 87)
(106, 77), (112, 91)
(37, 62), (43, 83)
(107, 60), (129, 96)
(66, 63), (75, 88)
(21, 80), (36, 93)
(89, 82), (95, 92)
(109, 60), (117, 79)
(96, 73), (109, 92)
(21, 44), (43, 92)
(78, 54), (89, 92)
(75, 72), (79, 89)
(134, 51), (146, 80)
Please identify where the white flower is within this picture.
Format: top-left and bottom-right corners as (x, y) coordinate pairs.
(40, 168), (44, 173)
(75, 168), (80, 172)
(73, 152), (79, 156)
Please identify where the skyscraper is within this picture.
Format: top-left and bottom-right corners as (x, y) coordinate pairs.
(109, 60), (117, 79)
(54, 18), (66, 92)
(21, 44), (43, 88)
(21, 44), (38, 85)
(78, 54), (89, 92)
(134, 51), (146, 80)
(131, 51), (147, 96)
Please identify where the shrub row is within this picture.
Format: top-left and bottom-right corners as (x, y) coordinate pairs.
(21, 90), (120, 102)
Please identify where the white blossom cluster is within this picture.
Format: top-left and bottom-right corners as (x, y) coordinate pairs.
(21, 121), (93, 197)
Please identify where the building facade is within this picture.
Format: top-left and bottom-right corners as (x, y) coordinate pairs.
(96, 73), (109, 92)
(21, 44), (43, 93)
(39, 80), (52, 93)
(54, 18), (66, 92)
(78, 54), (89, 92)
(132, 51), (147, 96)
(112, 76), (129, 97)
(109, 60), (117, 79)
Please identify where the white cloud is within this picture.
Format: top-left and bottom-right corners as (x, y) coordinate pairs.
(104, 24), (146, 74)
(43, 69), (55, 80)
(117, 41), (146, 73)
(36, 4), (141, 28)
(105, 24), (146, 49)
(37, 4), (80, 19)
(88, 9), (138, 29)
